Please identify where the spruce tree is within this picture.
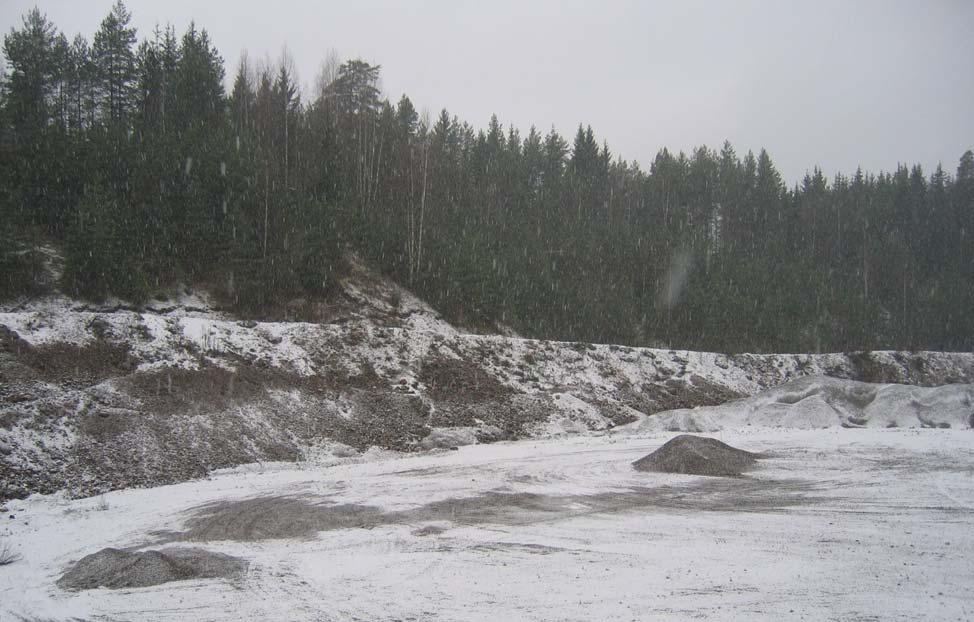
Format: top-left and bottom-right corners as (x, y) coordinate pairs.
(92, 0), (137, 123)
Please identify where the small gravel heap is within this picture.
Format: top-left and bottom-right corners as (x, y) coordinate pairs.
(57, 547), (247, 590)
(633, 434), (761, 477)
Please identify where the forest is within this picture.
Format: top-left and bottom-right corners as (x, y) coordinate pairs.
(1, 2), (972, 353)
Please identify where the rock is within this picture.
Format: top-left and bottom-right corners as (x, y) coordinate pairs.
(86, 317), (112, 339)
(419, 427), (480, 450)
(331, 445), (359, 458)
(3, 486), (27, 500)
(474, 425), (506, 443)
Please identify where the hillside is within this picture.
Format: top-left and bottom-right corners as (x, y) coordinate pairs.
(3, 255), (973, 501)
(3, 4), (973, 356)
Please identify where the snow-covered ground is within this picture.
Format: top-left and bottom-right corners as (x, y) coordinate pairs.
(3, 252), (973, 619)
(3, 426), (973, 621)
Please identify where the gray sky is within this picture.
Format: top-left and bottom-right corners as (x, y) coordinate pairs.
(3, 0), (973, 183)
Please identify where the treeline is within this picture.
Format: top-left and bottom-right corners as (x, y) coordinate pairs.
(1, 3), (972, 353)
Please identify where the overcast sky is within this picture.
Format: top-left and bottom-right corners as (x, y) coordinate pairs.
(3, 0), (973, 183)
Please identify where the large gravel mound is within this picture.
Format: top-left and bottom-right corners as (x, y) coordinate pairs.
(57, 547), (247, 590)
(617, 375), (974, 434)
(633, 434), (761, 477)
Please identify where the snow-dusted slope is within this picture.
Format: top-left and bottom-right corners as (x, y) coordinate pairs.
(2, 256), (974, 500)
(616, 374), (974, 434)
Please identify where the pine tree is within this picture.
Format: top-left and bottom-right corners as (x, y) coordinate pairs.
(2, 8), (58, 134)
(92, 0), (137, 123)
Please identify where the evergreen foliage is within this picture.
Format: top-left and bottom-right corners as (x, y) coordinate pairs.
(1, 3), (971, 352)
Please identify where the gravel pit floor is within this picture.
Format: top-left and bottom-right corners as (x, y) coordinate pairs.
(2, 428), (974, 621)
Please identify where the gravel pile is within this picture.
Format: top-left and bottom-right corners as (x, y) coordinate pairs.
(57, 547), (247, 590)
(633, 434), (761, 477)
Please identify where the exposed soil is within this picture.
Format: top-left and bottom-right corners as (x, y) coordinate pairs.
(620, 376), (743, 416)
(57, 547), (247, 591)
(175, 496), (385, 542)
(633, 434), (762, 477)
(3, 269), (974, 505)
(1, 325), (136, 387)
(411, 524), (449, 536)
(163, 477), (813, 543)
(419, 357), (515, 403)
(427, 395), (555, 438)
(403, 479), (812, 523)
(325, 390), (431, 451)
(593, 399), (641, 426)
(825, 351), (972, 387)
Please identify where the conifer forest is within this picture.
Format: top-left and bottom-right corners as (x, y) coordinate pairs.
(2, 2), (972, 353)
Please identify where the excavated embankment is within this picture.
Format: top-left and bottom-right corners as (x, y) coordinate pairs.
(3, 260), (973, 501)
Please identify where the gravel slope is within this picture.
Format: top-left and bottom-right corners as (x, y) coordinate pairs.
(3, 258), (974, 499)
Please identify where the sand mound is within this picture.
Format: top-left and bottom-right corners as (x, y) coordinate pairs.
(633, 434), (761, 477)
(617, 376), (974, 433)
(57, 547), (247, 591)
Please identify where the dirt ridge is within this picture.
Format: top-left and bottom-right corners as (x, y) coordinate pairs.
(3, 264), (974, 501)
